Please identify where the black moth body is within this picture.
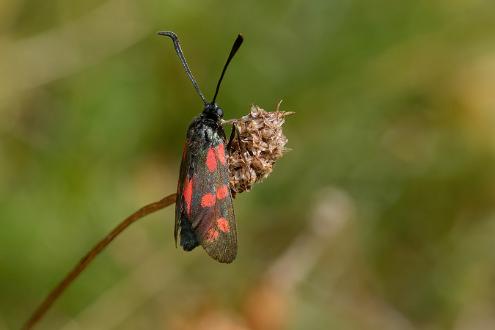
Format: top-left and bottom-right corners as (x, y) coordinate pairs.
(176, 106), (237, 262)
(158, 31), (243, 263)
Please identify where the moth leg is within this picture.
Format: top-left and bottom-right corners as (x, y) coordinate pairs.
(228, 121), (247, 156)
(221, 118), (237, 126)
(227, 121), (237, 151)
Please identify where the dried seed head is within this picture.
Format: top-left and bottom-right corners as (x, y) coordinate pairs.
(227, 102), (293, 194)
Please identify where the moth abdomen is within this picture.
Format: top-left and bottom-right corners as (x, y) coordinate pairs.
(180, 219), (199, 251)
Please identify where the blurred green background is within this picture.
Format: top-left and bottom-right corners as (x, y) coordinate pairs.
(2, 1), (495, 329)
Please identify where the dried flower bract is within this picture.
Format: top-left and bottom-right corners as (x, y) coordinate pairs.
(227, 102), (293, 194)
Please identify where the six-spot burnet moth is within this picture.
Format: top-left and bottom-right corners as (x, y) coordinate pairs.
(158, 31), (243, 263)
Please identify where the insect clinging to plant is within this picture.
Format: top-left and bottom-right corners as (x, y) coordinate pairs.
(158, 31), (243, 263)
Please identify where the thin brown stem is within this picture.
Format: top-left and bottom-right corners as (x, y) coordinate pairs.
(23, 193), (177, 330)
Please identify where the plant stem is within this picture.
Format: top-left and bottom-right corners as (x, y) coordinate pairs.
(23, 193), (177, 330)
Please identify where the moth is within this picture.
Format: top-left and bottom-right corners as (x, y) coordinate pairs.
(158, 31), (243, 263)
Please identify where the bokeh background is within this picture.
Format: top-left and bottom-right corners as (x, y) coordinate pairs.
(2, 1), (495, 329)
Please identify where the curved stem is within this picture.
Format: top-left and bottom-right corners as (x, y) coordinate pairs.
(23, 193), (177, 330)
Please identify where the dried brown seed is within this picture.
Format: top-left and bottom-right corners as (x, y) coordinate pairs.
(226, 103), (293, 194)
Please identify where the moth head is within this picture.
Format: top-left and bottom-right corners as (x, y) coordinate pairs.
(203, 103), (224, 119)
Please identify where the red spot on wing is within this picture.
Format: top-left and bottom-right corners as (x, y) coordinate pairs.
(206, 148), (217, 172)
(201, 193), (216, 207)
(206, 228), (220, 242)
(216, 218), (230, 233)
(183, 177), (193, 216)
(216, 185), (229, 200)
(216, 143), (226, 165)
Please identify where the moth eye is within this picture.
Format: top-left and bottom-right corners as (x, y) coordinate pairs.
(216, 107), (224, 118)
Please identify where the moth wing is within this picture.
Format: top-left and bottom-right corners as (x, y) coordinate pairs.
(175, 120), (237, 263)
(193, 187), (237, 263)
(189, 142), (237, 263)
(175, 142), (188, 246)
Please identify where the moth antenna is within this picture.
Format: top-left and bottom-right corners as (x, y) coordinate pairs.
(211, 34), (244, 104)
(158, 31), (207, 105)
